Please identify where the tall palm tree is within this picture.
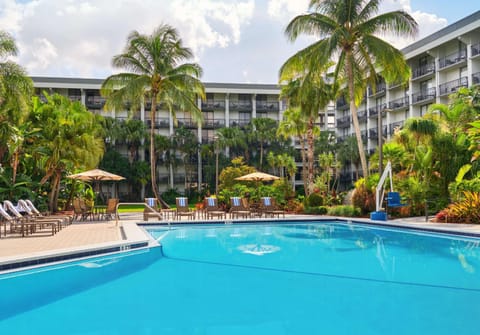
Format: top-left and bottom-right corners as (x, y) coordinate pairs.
(250, 118), (278, 170)
(101, 24), (205, 203)
(0, 31), (34, 163)
(285, 0), (418, 178)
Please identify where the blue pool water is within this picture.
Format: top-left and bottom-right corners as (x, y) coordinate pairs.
(1, 221), (480, 334)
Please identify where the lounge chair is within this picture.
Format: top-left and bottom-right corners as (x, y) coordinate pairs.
(144, 198), (163, 221)
(175, 197), (195, 220)
(229, 197), (251, 219)
(19, 199), (71, 228)
(204, 197), (226, 220)
(4, 200), (59, 235)
(259, 197), (285, 218)
(0, 203), (37, 237)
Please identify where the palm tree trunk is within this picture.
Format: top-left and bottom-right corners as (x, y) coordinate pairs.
(150, 96), (160, 202)
(346, 54), (368, 178)
(306, 117), (315, 195)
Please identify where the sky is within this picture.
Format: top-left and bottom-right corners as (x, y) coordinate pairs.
(0, 0), (479, 84)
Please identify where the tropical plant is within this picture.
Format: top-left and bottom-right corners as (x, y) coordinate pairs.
(249, 118), (278, 170)
(29, 93), (104, 211)
(443, 191), (480, 223)
(284, 0), (418, 178)
(101, 24), (205, 204)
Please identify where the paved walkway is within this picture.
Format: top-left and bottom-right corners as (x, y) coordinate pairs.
(0, 221), (121, 258)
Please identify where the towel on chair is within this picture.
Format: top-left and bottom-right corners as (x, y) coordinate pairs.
(207, 197), (216, 207)
(232, 197), (241, 206)
(178, 197), (187, 206)
(262, 197), (271, 206)
(146, 198), (155, 207)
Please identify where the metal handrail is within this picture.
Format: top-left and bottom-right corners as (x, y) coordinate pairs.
(115, 202), (164, 226)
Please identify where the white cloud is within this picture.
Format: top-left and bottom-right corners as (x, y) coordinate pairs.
(267, 0), (309, 20)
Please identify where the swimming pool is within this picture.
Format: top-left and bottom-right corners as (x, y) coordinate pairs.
(1, 220), (479, 334)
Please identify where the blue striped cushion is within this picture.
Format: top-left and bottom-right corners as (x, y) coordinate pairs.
(178, 197), (187, 206)
(262, 197), (271, 206)
(207, 197), (216, 206)
(232, 197), (241, 206)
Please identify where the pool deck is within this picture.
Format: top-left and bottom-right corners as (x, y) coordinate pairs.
(1, 213), (479, 272)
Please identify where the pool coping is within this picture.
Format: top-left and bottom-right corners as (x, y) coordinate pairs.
(1, 216), (479, 274)
(0, 222), (156, 274)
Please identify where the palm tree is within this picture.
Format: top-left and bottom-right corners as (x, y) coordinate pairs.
(101, 24), (205, 203)
(30, 93), (104, 211)
(277, 107), (308, 190)
(250, 118), (278, 170)
(285, 0), (418, 178)
(0, 31), (34, 163)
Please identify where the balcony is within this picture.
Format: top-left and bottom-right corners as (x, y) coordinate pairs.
(146, 117), (169, 129)
(337, 116), (350, 128)
(473, 72), (480, 85)
(367, 82), (386, 97)
(201, 100), (225, 110)
(438, 49), (467, 69)
(203, 119), (226, 128)
(336, 96), (348, 110)
(368, 104), (387, 118)
(411, 62), (435, 80)
(369, 128), (378, 140)
(439, 77), (468, 96)
(472, 43), (480, 58)
(85, 96), (106, 109)
(412, 87), (436, 104)
(177, 118), (198, 128)
(357, 109), (367, 123)
(229, 101), (252, 110)
(388, 96), (409, 110)
(256, 101), (279, 111)
(229, 119), (251, 127)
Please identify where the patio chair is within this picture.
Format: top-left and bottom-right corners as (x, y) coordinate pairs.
(73, 198), (93, 221)
(103, 198), (119, 221)
(229, 197), (251, 219)
(204, 197), (226, 220)
(175, 197), (195, 220)
(144, 198), (163, 221)
(4, 200), (59, 235)
(259, 197), (285, 218)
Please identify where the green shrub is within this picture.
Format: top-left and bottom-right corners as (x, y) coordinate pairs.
(304, 206), (328, 215)
(161, 188), (182, 205)
(327, 205), (361, 217)
(306, 192), (323, 207)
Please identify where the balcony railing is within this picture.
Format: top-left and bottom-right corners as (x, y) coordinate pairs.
(368, 82), (386, 97)
(357, 110), (367, 122)
(411, 62), (435, 79)
(388, 96), (409, 110)
(203, 119), (226, 128)
(337, 116), (350, 128)
(412, 87), (436, 104)
(146, 118), (170, 129)
(473, 72), (480, 85)
(472, 43), (480, 57)
(256, 101), (279, 111)
(369, 128), (378, 140)
(201, 100), (225, 110)
(368, 104), (387, 118)
(177, 118), (198, 128)
(68, 95), (81, 102)
(85, 96), (106, 109)
(229, 101), (252, 110)
(439, 77), (468, 96)
(439, 49), (467, 69)
(229, 119), (251, 127)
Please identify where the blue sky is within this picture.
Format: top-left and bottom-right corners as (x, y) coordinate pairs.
(0, 0), (479, 83)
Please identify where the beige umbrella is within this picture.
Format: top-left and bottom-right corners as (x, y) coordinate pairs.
(67, 169), (125, 199)
(67, 169), (125, 182)
(235, 172), (280, 182)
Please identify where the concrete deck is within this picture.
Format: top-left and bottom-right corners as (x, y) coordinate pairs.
(1, 213), (479, 273)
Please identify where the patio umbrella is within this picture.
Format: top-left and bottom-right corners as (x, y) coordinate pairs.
(67, 169), (125, 182)
(67, 169), (125, 199)
(235, 172), (280, 182)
